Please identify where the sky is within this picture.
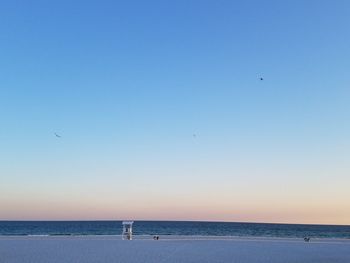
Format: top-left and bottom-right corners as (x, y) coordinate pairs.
(0, 0), (350, 224)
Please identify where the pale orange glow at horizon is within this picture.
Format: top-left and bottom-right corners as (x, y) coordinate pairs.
(1, 188), (349, 225)
(2, 160), (350, 225)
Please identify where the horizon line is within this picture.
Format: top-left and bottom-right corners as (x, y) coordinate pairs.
(1, 219), (349, 227)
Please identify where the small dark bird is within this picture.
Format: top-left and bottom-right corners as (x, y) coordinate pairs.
(54, 132), (62, 138)
(304, 237), (310, 242)
(260, 77), (264, 81)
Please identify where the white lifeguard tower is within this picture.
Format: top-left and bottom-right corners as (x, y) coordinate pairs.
(122, 221), (134, 240)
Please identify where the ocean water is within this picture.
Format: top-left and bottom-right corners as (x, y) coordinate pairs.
(0, 221), (349, 239)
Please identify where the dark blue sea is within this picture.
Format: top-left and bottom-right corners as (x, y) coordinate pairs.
(0, 221), (349, 239)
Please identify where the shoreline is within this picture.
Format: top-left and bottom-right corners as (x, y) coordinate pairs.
(1, 234), (350, 242)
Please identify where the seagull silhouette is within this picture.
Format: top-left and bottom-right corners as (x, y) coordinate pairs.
(54, 132), (62, 138)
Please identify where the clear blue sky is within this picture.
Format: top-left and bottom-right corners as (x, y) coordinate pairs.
(1, 0), (350, 223)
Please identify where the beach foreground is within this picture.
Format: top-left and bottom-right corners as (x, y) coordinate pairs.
(1, 236), (349, 263)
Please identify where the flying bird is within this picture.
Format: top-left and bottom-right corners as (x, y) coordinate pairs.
(259, 77), (264, 81)
(54, 132), (62, 138)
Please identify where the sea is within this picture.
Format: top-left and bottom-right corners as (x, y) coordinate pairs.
(0, 221), (349, 239)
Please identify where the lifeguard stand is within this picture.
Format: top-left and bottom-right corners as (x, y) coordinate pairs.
(122, 221), (134, 240)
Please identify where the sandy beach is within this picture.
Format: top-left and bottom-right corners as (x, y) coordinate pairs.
(1, 236), (349, 263)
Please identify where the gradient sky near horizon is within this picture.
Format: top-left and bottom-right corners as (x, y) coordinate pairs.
(1, 0), (350, 224)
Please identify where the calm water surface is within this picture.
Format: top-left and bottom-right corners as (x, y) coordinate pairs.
(0, 221), (349, 238)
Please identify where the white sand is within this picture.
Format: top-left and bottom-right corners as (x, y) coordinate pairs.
(1, 235), (349, 263)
